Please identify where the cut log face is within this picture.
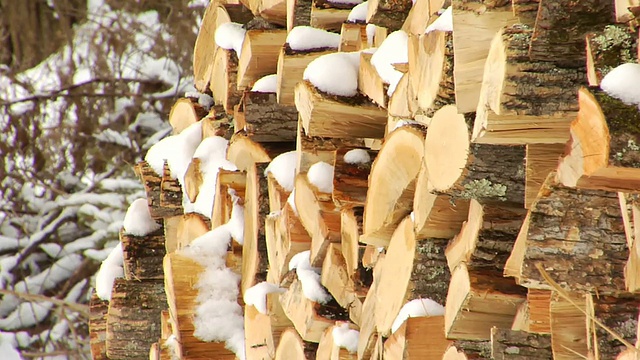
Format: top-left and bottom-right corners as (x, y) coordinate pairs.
(237, 30), (288, 90)
(275, 328), (319, 360)
(473, 25), (585, 145)
(320, 243), (364, 325)
(295, 80), (387, 139)
(235, 91), (298, 142)
(557, 87), (640, 192)
(310, 5), (351, 31)
(332, 147), (376, 208)
(211, 47), (242, 114)
(227, 132), (273, 171)
(175, 212), (211, 250)
(527, 289), (552, 334)
(549, 292), (588, 360)
(361, 124), (426, 247)
(249, 0), (288, 25)
(121, 226), (166, 280)
(490, 328), (552, 360)
(383, 316), (451, 360)
(276, 46), (334, 105)
(245, 294), (293, 360)
(525, 144), (564, 209)
(366, 0), (413, 30)
(169, 98), (207, 135)
(193, 3), (231, 91)
(211, 169), (247, 229)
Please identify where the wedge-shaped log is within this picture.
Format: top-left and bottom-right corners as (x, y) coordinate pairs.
(227, 132), (273, 171)
(169, 212), (211, 251)
(275, 328), (319, 359)
(473, 25), (586, 145)
(106, 279), (166, 359)
(163, 253), (236, 359)
(286, 0), (312, 31)
(445, 263), (526, 340)
(210, 169), (247, 228)
(586, 25), (638, 86)
(295, 175), (341, 267)
(279, 275), (348, 342)
(311, 4), (352, 31)
(135, 161), (183, 219)
(557, 87), (640, 192)
(524, 144), (565, 209)
(316, 324), (358, 360)
(383, 316), (450, 360)
(451, 2), (517, 112)
(386, 73), (415, 133)
(400, 0), (440, 35)
(245, 293), (293, 360)
(248, 0), (288, 25)
(491, 328), (552, 360)
(366, 0), (412, 30)
(277, 46), (335, 105)
(340, 22), (368, 52)
(295, 80), (387, 139)
(234, 90), (298, 142)
(89, 294), (108, 360)
(120, 226), (166, 281)
(358, 52), (387, 108)
(242, 162), (271, 293)
(237, 30), (288, 90)
(211, 47), (242, 115)
(425, 105), (526, 206)
(507, 174), (628, 295)
(169, 98), (207, 134)
(332, 147), (376, 208)
(321, 243), (365, 325)
(297, 122), (365, 174)
(265, 203), (311, 284)
(361, 124), (426, 246)
(193, 3), (231, 91)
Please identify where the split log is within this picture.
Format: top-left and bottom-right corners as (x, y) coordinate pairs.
(275, 328), (319, 359)
(310, 5), (352, 31)
(366, 0), (413, 30)
(512, 174), (628, 295)
(620, 193), (640, 292)
(490, 328), (552, 360)
(373, 217), (451, 336)
(174, 212), (211, 250)
(320, 243), (364, 325)
(237, 30), (288, 90)
(295, 80), (387, 139)
(316, 324), (357, 360)
(339, 23), (368, 52)
(557, 87), (640, 192)
(279, 275), (349, 342)
(386, 73), (415, 131)
(286, 0), (312, 31)
(193, 2), (231, 91)
(294, 175), (341, 267)
(106, 279), (166, 359)
(245, 293), (293, 360)
(169, 98), (207, 134)
(473, 25), (586, 145)
(451, 2), (518, 112)
(588, 294), (639, 359)
(227, 131), (291, 172)
(296, 123), (365, 174)
(400, 0), (441, 35)
(586, 25), (638, 86)
(120, 226), (166, 280)
(135, 161), (183, 219)
(247, 0), (288, 25)
(383, 316), (451, 360)
(358, 52), (387, 107)
(242, 162), (271, 293)
(234, 90), (298, 142)
(211, 47), (242, 114)
(360, 124), (425, 246)
(183, 158), (203, 203)
(89, 294), (109, 360)
(445, 263), (526, 340)
(211, 169), (247, 228)
(267, 171), (289, 212)
(163, 253), (236, 359)
(442, 340), (492, 360)
(529, 0), (615, 66)
(424, 106), (526, 206)
(527, 289), (551, 334)
(524, 144), (564, 209)
(276, 46), (334, 105)
(332, 147), (376, 208)
(202, 104), (235, 139)
(357, 253), (384, 360)
(340, 207), (363, 279)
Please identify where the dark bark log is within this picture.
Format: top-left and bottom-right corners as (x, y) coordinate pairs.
(135, 161), (183, 218)
(511, 0), (540, 26)
(592, 295), (639, 359)
(332, 147), (377, 208)
(411, 238), (451, 305)
(586, 25), (638, 85)
(121, 226), (166, 280)
(491, 328), (552, 360)
(366, 0), (413, 31)
(238, 91), (298, 142)
(89, 293), (109, 360)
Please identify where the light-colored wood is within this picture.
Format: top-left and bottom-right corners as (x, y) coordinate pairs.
(211, 169), (247, 228)
(276, 46), (335, 106)
(383, 316), (451, 360)
(175, 212), (211, 250)
(339, 23), (368, 52)
(296, 121), (365, 174)
(169, 98), (207, 134)
(332, 147), (376, 208)
(525, 144), (564, 209)
(321, 243), (364, 325)
(357, 254), (385, 360)
(361, 124), (425, 247)
(622, 193), (640, 292)
(401, 0), (437, 35)
(316, 324), (358, 360)
(249, 0), (288, 25)
(244, 293), (292, 360)
(295, 80), (387, 139)
(275, 328), (318, 359)
(616, 0), (640, 22)
(193, 3), (231, 91)
(341, 207), (363, 280)
(386, 74), (415, 134)
(242, 162), (270, 294)
(227, 132), (272, 171)
(211, 47), (242, 114)
(549, 291), (588, 360)
(358, 52), (387, 107)
(265, 203), (311, 284)
(237, 30), (288, 90)
(311, 5), (352, 31)
(183, 158), (203, 203)
(527, 289), (552, 334)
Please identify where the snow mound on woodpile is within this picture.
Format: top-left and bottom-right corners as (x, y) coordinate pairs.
(344, 149), (371, 164)
(251, 74), (277, 93)
(307, 161), (334, 193)
(332, 322), (359, 353)
(425, 6), (453, 33)
(601, 63), (640, 108)
(371, 30), (408, 96)
(265, 151), (298, 192)
(391, 298), (445, 333)
(215, 22), (246, 57)
(347, 2), (368, 22)
(303, 51), (362, 96)
(287, 26), (341, 51)
(95, 243), (124, 301)
(145, 121), (202, 179)
(243, 282), (286, 314)
(122, 198), (161, 236)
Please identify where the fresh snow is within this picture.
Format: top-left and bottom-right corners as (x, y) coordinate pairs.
(307, 162), (335, 193)
(144, 121), (202, 180)
(347, 2), (368, 22)
(332, 323), (359, 353)
(287, 26), (341, 51)
(251, 74), (278, 93)
(390, 298), (445, 333)
(185, 91), (215, 110)
(425, 6), (453, 33)
(366, 24), (376, 47)
(122, 198), (161, 236)
(370, 30), (408, 96)
(215, 22), (246, 57)
(287, 190), (298, 216)
(343, 149), (371, 164)
(600, 63), (640, 108)
(243, 282), (286, 314)
(288, 250), (313, 271)
(296, 267), (332, 304)
(303, 51), (362, 96)
(265, 151), (298, 192)
(95, 242), (124, 301)
(181, 226), (232, 268)
(0, 332), (22, 360)
(227, 190), (245, 245)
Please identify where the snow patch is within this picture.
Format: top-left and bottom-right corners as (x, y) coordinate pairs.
(370, 30), (408, 96)
(215, 22), (246, 57)
(288, 250), (314, 271)
(332, 323), (359, 353)
(303, 52), (362, 96)
(600, 63), (640, 108)
(251, 74), (278, 93)
(347, 2), (368, 22)
(391, 298), (445, 333)
(287, 26), (341, 51)
(425, 7), (453, 33)
(122, 198), (161, 236)
(343, 149), (371, 164)
(296, 267), (332, 304)
(265, 151), (298, 192)
(243, 282), (286, 314)
(307, 161), (334, 193)
(95, 242), (124, 301)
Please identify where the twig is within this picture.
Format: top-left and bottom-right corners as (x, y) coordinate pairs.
(0, 289), (90, 318)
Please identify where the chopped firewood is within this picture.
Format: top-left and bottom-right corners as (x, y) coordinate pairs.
(510, 174), (628, 295)
(320, 244), (364, 325)
(193, 3), (231, 92)
(267, 172), (289, 212)
(527, 289), (552, 334)
(279, 275), (348, 342)
(373, 217), (451, 336)
(586, 25), (638, 86)
(237, 30), (288, 90)
(160, 162), (184, 213)
(106, 279), (166, 359)
(276, 46), (334, 106)
(473, 25), (585, 145)
(245, 293), (293, 359)
(386, 74), (415, 132)
(90, 294), (109, 360)
(587, 294), (639, 359)
(242, 162), (271, 293)
(286, 0), (312, 31)
(295, 80), (387, 139)
(310, 4), (352, 31)
(174, 212), (211, 250)
(524, 144), (564, 209)
(557, 87), (640, 192)
(425, 106), (526, 206)
(275, 328), (319, 359)
(401, 0), (440, 35)
(294, 175), (341, 267)
(490, 328), (552, 360)
(442, 340), (492, 360)
(357, 253), (385, 360)
(358, 52), (387, 107)
(210, 47), (242, 115)
(234, 90), (298, 142)
(296, 123), (364, 173)
(227, 132), (273, 171)
(211, 169), (247, 228)
(383, 316), (451, 360)
(511, 0), (540, 25)
(360, 124), (426, 246)
(120, 226), (166, 280)
(169, 98), (207, 134)
(366, 0), (413, 30)
(620, 193), (640, 292)
(247, 0), (288, 25)
(202, 104), (235, 139)
(445, 263), (526, 340)
(183, 158), (203, 203)
(316, 324), (357, 360)
(529, 0), (615, 66)
(332, 147), (376, 208)
(339, 23), (368, 52)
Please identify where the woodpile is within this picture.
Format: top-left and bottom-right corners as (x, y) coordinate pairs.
(89, 0), (640, 359)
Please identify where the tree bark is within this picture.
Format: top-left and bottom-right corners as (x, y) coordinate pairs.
(491, 328), (552, 360)
(89, 293), (109, 360)
(366, 0), (413, 30)
(121, 226), (166, 280)
(236, 91), (298, 142)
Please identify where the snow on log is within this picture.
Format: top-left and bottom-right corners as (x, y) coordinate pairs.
(383, 316), (450, 360)
(585, 25), (638, 86)
(168, 98), (208, 135)
(237, 30), (288, 90)
(358, 51), (388, 107)
(277, 45), (335, 105)
(340, 23), (368, 52)
(332, 147), (376, 208)
(296, 125), (364, 174)
(193, 3), (232, 92)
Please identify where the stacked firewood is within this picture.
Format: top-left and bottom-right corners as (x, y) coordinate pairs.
(89, 0), (640, 359)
